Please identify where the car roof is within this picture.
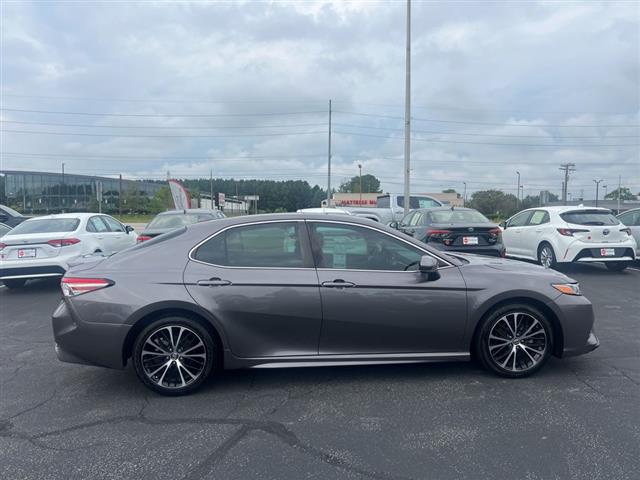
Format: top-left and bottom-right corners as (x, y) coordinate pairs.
(530, 206), (612, 213)
(412, 207), (477, 212)
(22, 212), (99, 220)
(157, 209), (219, 215)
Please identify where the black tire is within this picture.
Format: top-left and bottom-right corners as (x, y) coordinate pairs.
(475, 304), (553, 378)
(3, 279), (27, 289)
(605, 262), (629, 272)
(132, 316), (216, 396)
(537, 243), (557, 269)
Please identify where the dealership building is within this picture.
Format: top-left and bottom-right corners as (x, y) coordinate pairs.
(0, 170), (163, 214)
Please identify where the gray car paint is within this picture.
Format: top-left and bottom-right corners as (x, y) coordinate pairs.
(52, 213), (598, 373)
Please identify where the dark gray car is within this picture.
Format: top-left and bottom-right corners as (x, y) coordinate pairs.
(138, 208), (225, 243)
(53, 214), (598, 395)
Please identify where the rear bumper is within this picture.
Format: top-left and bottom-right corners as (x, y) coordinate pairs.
(52, 299), (130, 369)
(432, 243), (505, 257)
(559, 241), (637, 263)
(0, 265), (66, 280)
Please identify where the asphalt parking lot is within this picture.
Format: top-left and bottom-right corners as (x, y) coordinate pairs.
(1, 263), (639, 480)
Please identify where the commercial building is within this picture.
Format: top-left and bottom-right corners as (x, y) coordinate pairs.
(0, 170), (163, 214)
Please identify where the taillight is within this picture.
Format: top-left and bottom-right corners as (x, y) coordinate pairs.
(137, 235), (152, 243)
(489, 228), (502, 237)
(427, 229), (451, 237)
(557, 228), (589, 237)
(620, 227), (632, 236)
(48, 238), (81, 247)
(61, 277), (113, 297)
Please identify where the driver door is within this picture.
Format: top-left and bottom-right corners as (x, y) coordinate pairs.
(307, 221), (467, 354)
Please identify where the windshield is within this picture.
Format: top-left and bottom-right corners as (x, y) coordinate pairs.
(8, 218), (80, 235)
(560, 210), (619, 226)
(429, 210), (491, 224)
(147, 213), (213, 229)
(396, 196), (441, 209)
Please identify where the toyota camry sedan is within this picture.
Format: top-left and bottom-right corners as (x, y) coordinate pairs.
(52, 214), (599, 395)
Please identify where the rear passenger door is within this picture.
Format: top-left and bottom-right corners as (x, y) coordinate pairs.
(86, 216), (111, 253)
(184, 220), (322, 358)
(101, 216), (131, 252)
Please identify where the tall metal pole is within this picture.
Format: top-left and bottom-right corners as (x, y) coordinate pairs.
(462, 182), (467, 207)
(617, 175), (621, 213)
(210, 169), (213, 210)
(516, 171), (520, 209)
(358, 164), (363, 203)
(61, 162), (65, 212)
(327, 99), (332, 205)
(593, 179), (602, 208)
(559, 163), (575, 205)
(118, 173), (122, 215)
(403, 0), (411, 216)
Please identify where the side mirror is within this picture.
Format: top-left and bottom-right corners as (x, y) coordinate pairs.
(389, 221), (399, 229)
(499, 221), (507, 230)
(419, 255), (440, 281)
(125, 225), (135, 234)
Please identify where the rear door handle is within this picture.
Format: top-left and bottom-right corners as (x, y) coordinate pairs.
(322, 280), (356, 289)
(197, 278), (232, 287)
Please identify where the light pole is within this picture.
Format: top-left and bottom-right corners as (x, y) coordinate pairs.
(61, 162), (65, 212)
(593, 179), (603, 207)
(358, 164), (363, 204)
(462, 182), (467, 207)
(516, 171), (521, 209)
(402, 0), (411, 216)
(568, 192), (572, 202)
(519, 185), (524, 205)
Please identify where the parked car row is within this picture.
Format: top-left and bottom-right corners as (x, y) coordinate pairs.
(0, 208), (226, 288)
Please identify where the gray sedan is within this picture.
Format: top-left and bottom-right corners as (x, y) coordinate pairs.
(52, 214), (599, 395)
(617, 208), (640, 257)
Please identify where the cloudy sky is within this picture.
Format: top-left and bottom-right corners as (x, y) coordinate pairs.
(1, 0), (639, 199)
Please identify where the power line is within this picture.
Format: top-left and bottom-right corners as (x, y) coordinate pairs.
(0, 107), (326, 118)
(0, 151), (325, 160)
(333, 123), (640, 139)
(334, 110), (640, 128)
(333, 130), (640, 147)
(1, 129), (326, 139)
(0, 120), (328, 130)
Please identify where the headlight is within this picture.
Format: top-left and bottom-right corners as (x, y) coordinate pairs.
(552, 283), (581, 296)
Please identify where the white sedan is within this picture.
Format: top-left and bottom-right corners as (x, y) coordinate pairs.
(0, 213), (137, 289)
(501, 206), (637, 271)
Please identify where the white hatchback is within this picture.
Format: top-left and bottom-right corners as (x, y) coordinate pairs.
(501, 206), (637, 271)
(0, 213), (137, 289)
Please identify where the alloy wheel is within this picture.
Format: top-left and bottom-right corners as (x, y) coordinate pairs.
(487, 312), (547, 372)
(141, 325), (207, 389)
(539, 246), (554, 268)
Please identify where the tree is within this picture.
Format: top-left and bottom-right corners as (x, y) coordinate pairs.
(468, 189), (519, 218)
(338, 174), (382, 194)
(605, 187), (637, 201)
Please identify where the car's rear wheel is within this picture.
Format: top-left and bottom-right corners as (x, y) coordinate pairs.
(605, 262), (629, 272)
(538, 243), (557, 269)
(3, 279), (27, 289)
(132, 316), (215, 396)
(476, 304), (553, 378)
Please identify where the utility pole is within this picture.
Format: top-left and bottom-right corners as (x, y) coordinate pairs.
(516, 171), (521, 209)
(61, 162), (65, 211)
(358, 164), (363, 204)
(118, 173), (122, 215)
(617, 175), (621, 213)
(593, 179), (603, 207)
(403, 0), (411, 216)
(463, 182), (467, 207)
(559, 163), (576, 205)
(210, 169), (214, 210)
(327, 99), (332, 205)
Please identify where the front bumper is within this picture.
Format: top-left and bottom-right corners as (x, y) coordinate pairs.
(550, 293), (600, 358)
(52, 299), (131, 369)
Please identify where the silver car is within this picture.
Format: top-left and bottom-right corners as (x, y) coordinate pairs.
(52, 214), (599, 396)
(617, 208), (640, 257)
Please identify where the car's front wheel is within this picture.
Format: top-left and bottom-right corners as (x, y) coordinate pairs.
(476, 304), (553, 378)
(605, 262), (629, 272)
(132, 316), (216, 396)
(3, 279), (27, 290)
(538, 243), (557, 269)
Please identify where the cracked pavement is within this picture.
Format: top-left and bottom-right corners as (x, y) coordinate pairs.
(0, 264), (639, 479)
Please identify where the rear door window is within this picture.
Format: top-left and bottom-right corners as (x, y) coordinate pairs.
(560, 210), (619, 226)
(87, 216), (109, 233)
(527, 210), (550, 226)
(193, 222), (309, 268)
(102, 216), (125, 232)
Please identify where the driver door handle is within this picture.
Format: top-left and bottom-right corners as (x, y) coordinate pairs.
(197, 278), (232, 287)
(322, 279), (356, 289)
